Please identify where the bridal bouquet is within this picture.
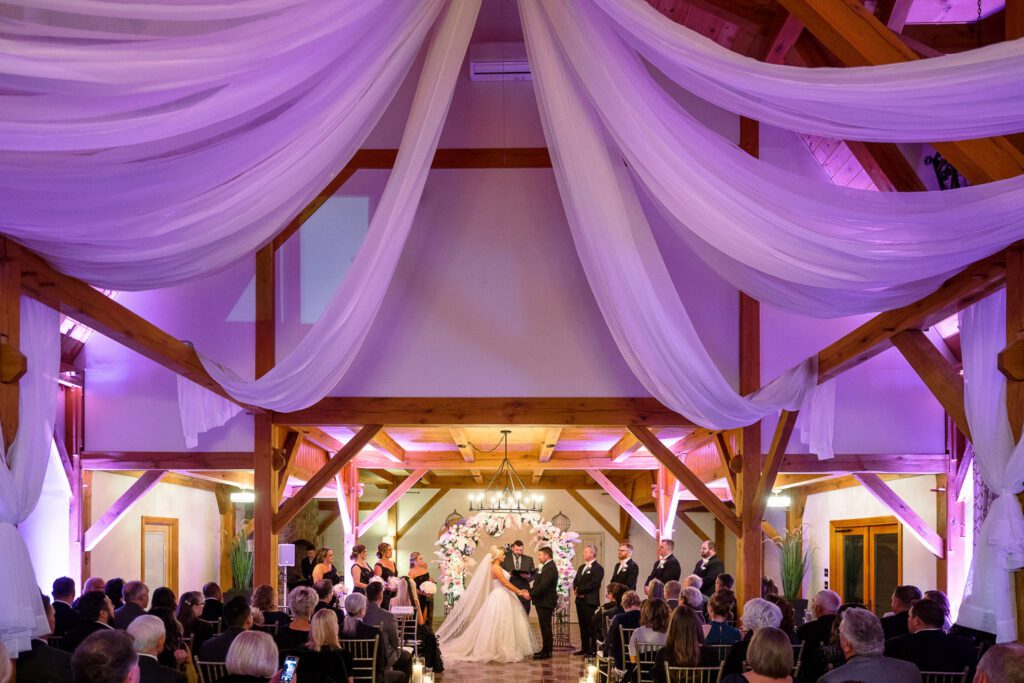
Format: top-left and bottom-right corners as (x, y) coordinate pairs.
(332, 582), (348, 599)
(387, 576), (401, 593)
(419, 580), (437, 596)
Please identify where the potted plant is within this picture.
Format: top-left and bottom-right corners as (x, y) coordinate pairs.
(228, 529), (254, 598)
(771, 527), (814, 624)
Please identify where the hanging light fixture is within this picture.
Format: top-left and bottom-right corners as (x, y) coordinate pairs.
(468, 430), (543, 513)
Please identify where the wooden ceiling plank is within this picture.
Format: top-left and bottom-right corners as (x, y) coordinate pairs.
(81, 451), (254, 470)
(371, 430), (406, 464)
(449, 427), (476, 463)
(538, 427), (563, 463)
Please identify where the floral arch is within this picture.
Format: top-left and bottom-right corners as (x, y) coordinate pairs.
(434, 511), (579, 611)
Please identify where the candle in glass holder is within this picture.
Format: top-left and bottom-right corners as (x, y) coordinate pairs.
(423, 674), (434, 683)
(411, 660), (423, 683)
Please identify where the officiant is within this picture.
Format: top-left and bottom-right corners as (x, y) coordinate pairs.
(502, 540), (535, 614)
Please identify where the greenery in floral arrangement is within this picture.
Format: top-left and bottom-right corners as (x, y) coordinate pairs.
(229, 530), (254, 592)
(772, 527), (814, 600)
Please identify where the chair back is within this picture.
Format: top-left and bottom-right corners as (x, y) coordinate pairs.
(921, 669), (970, 683)
(619, 626), (637, 663)
(390, 606), (419, 655)
(199, 619), (221, 634)
(664, 662), (724, 683)
(253, 623), (278, 636)
(595, 649), (615, 683)
(705, 643), (731, 663)
(634, 641), (661, 683)
(193, 657), (228, 683)
(339, 637), (379, 683)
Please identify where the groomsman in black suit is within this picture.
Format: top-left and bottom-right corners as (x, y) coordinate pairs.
(572, 544), (604, 656)
(525, 547), (559, 660)
(52, 576), (80, 637)
(502, 540), (536, 614)
(644, 539), (681, 590)
(610, 543), (639, 591)
(693, 540), (725, 597)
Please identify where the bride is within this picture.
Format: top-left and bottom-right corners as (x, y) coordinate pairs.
(436, 544), (537, 662)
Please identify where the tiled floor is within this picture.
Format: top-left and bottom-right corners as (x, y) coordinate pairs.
(434, 624), (587, 682)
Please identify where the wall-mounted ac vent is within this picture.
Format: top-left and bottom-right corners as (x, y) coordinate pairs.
(469, 42), (531, 81)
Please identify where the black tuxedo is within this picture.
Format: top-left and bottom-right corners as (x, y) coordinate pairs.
(137, 653), (187, 683)
(692, 556), (725, 596)
(610, 559), (639, 591)
(795, 613), (837, 683)
(198, 627), (245, 662)
(62, 621), (113, 653)
(530, 560), (559, 655)
(644, 554), (681, 589)
(16, 638), (72, 683)
(885, 629), (977, 675)
(200, 598), (223, 622)
(52, 600), (80, 637)
(573, 561), (604, 655)
(881, 611), (910, 641)
(501, 550), (535, 614)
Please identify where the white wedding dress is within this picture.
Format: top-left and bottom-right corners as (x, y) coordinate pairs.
(436, 563), (537, 662)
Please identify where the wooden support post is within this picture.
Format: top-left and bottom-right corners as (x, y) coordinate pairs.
(568, 489), (622, 540)
(253, 415), (277, 589)
(738, 274), (764, 605)
(853, 473), (944, 557)
(215, 486), (236, 590)
(610, 431), (642, 464)
(587, 469), (658, 538)
(538, 427), (562, 463)
(0, 238), (21, 452)
(84, 471), (166, 551)
(359, 469), (428, 534)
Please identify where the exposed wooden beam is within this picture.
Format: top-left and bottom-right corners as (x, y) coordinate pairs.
(317, 510), (341, 536)
(538, 427), (562, 463)
(359, 469), (428, 534)
(762, 520), (782, 542)
(568, 489), (622, 540)
(676, 510), (711, 541)
(609, 431), (643, 464)
(587, 469), (658, 538)
(953, 448), (973, 501)
(396, 489), (449, 542)
(277, 431), (303, 492)
(84, 471), (166, 551)
(371, 430), (406, 464)
(713, 432), (738, 498)
(252, 416), (277, 588)
(1006, 244), (1024, 442)
(275, 397), (693, 427)
(651, 0), (776, 33)
(255, 244), (274, 379)
(0, 239), (21, 451)
(853, 473), (944, 557)
(175, 470), (253, 489)
(631, 426), (743, 536)
(846, 141), (927, 192)
(782, 453), (945, 474)
(81, 451), (255, 470)
(892, 329), (972, 441)
(875, 0), (914, 31)
(334, 474), (354, 536)
(672, 428), (716, 454)
(800, 472), (919, 497)
(273, 425), (382, 534)
(763, 11), (805, 64)
(773, 473), (847, 490)
(295, 427), (342, 454)
(750, 410), (800, 525)
(356, 451), (666, 471)
(449, 427), (476, 463)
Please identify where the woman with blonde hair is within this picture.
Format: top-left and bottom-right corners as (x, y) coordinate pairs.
(311, 547), (341, 585)
(408, 551), (434, 624)
(435, 544), (537, 662)
(373, 542), (397, 609)
(220, 630), (282, 683)
(280, 609), (353, 683)
(394, 575), (444, 672)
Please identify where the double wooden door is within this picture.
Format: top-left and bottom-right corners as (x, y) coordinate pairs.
(830, 516), (902, 617)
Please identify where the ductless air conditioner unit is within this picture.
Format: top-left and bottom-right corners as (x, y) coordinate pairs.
(469, 42), (531, 81)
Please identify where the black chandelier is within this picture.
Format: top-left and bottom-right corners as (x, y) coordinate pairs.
(468, 430), (543, 513)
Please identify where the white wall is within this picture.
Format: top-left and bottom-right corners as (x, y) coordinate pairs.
(20, 440), (73, 592)
(88, 473), (222, 595)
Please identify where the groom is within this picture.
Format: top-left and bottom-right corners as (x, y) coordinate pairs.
(522, 546), (558, 660)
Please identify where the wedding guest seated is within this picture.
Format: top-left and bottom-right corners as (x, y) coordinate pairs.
(252, 585), (291, 628)
(607, 590), (643, 669)
(665, 581), (682, 610)
(393, 575), (444, 673)
(115, 581), (150, 630)
(313, 580), (344, 622)
(71, 630), (138, 683)
(276, 586), (317, 652)
(105, 579), (126, 611)
(881, 585), (922, 641)
(63, 590), (117, 653)
(150, 588), (177, 612)
(284, 609), (354, 683)
(218, 630), (283, 683)
(884, 598), (975, 674)
(820, 607), (921, 683)
(178, 591), (214, 656)
(715, 574), (735, 593)
(973, 642), (1024, 683)
(53, 576), (81, 637)
(148, 606), (190, 669)
(923, 590), (952, 632)
(795, 590), (840, 683)
(703, 590), (741, 645)
(652, 606), (718, 683)
(75, 576), (107, 610)
(819, 603), (869, 673)
(18, 594), (73, 683)
(646, 579), (665, 602)
(627, 597), (670, 679)
(128, 615), (186, 683)
(340, 592), (405, 683)
(722, 598), (783, 676)
(593, 582), (628, 644)
(201, 583), (224, 622)
(199, 596), (252, 662)
(363, 582), (412, 681)
(721, 626), (794, 683)
(764, 594), (798, 642)
(683, 575), (703, 594)
(683, 587), (707, 627)
(761, 577), (779, 598)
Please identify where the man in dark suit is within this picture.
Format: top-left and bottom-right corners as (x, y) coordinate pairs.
(364, 581), (413, 681)
(114, 580), (149, 630)
(199, 582), (224, 622)
(885, 598), (976, 674)
(70, 630), (139, 683)
(526, 546), (559, 660)
(313, 579), (345, 622)
(72, 576), (105, 610)
(18, 594), (73, 683)
(198, 596), (252, 662)
(501, 540), (536, 615)
(128, 614), (187, 683)
(62, 590), (117, 653)
(796, 589), (840, 683)
(341, 592), (404, 683)
(644, 539), (681, 590)
(610, 543), (639, 591)
(692, 540), (724, 597)
(52, 576), (80, 638)
(572, 544), (604, 657)
(300, 546), (317, 586)
(881, 585), (922, 641)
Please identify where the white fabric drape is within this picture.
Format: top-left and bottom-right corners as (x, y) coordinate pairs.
(0, 0), (445, 289)
(536, 0), (1024, 317)
(798, 380), (836, 460)
(0, 298), (60, 655)
(520, 0), (815, 430)
(177, 375), (243, 449)
(590, 0), (1024, 142)
(201, 0), (482, 412)
(957, 290), (1024, 642)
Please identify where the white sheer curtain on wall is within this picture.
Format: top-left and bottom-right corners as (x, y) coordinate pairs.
(177, 376), (243, 449)
(590, 0), (1024, 142)
(957, 290), (1024, 642)
(0, 298), (60, 655)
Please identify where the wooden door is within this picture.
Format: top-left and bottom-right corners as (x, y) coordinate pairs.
(141, 516), (179, 594)
(830, 516), (902, 616)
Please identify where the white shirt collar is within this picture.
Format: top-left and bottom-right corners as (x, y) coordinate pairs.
(139, 653), (159, 662)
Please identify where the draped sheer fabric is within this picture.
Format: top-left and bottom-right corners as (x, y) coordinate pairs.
(590, 0), (1024, 142)
(957, 291), (1024, 643)
(177, 375), (243, 449)
(0, 299), (60, 654)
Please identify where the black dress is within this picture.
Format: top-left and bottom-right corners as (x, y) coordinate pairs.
(413, 572), (434, 624)
(375, 562), (397, 609)
(352, 563), (373, 594)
